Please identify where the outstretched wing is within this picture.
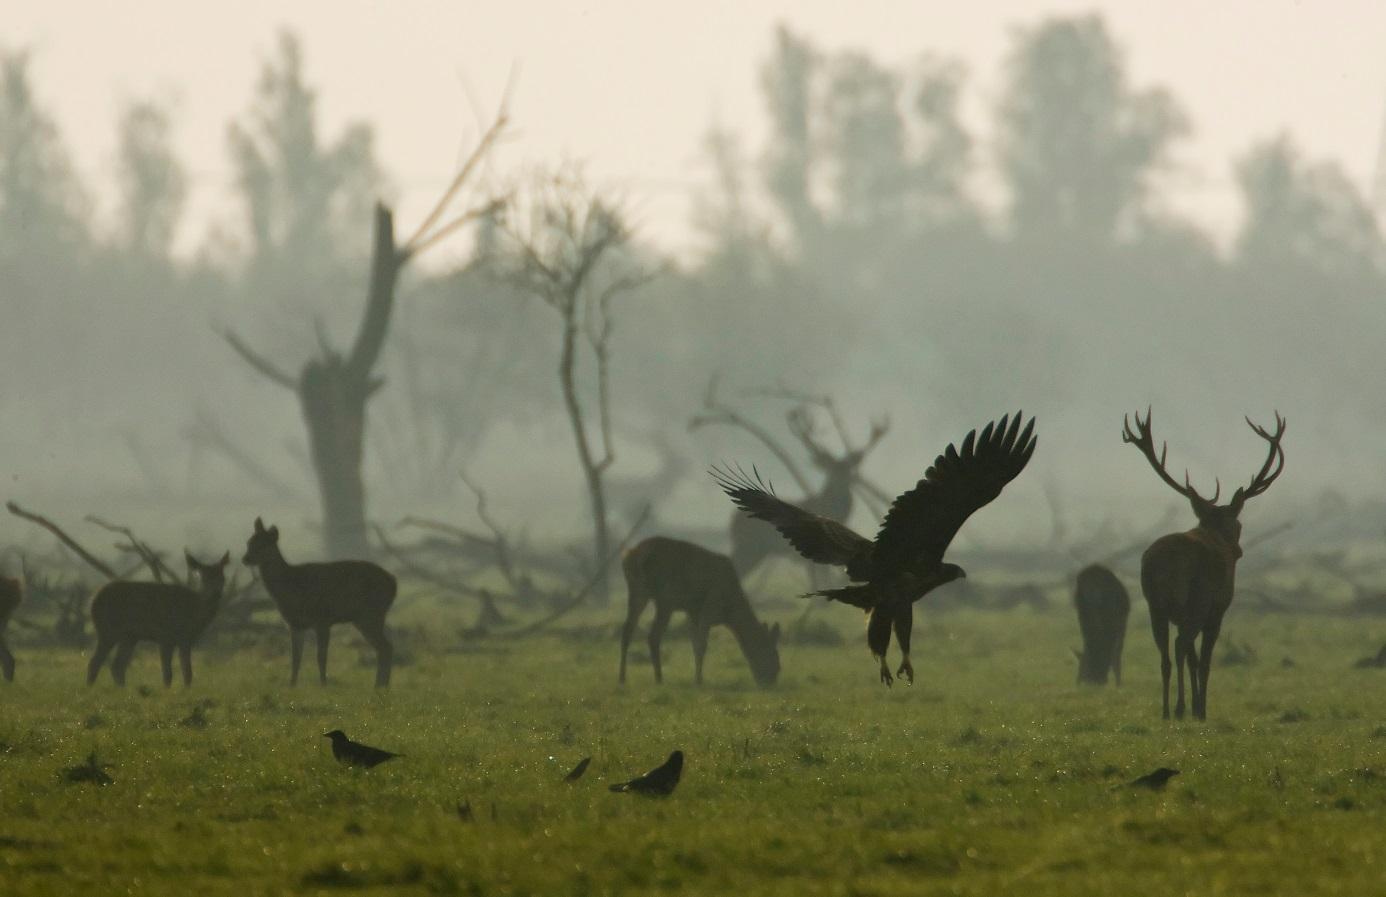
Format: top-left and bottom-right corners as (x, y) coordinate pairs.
(711, 464), (872, 572)
(872, 412), (1037, 576)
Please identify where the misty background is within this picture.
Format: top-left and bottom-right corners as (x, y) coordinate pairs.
(5, 3), (1386, 564)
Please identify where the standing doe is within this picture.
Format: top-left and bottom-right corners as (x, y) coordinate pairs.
(242, 518), (396, 687)
(620, 536), (780, 686)
(0, 574), (21, 682)
(87, 552), (230, 687)
(1073, 564), (1130, 686)
(1122, 409), (1285, 720)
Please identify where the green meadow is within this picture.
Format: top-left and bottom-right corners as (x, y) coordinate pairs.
(1, 593), (1383, 896)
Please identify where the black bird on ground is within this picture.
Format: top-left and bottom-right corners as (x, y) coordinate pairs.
(1126, 767), (1180, 790)
(324, 730), (400, 768)
(713, 412), (1037, 686)
(609, 750), (683, 796)
(564, 756), (592, 782)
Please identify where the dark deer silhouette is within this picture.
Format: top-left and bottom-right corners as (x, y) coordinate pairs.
(0, 574), (20, 682)
(619, 536), (780, 686)
(1073, 564), (1130, 686)
(730, 410), (888, 578)
(242, 517), (396, 687)
(86, 552), (230, 687)
(1123, 409), (1285, 720)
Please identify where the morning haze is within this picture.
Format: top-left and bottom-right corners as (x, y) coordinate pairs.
(1, 4), (1385, 894)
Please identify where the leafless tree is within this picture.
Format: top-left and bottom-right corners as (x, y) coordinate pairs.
(492, 166), (656, 598)
(219, 112), (507, 558)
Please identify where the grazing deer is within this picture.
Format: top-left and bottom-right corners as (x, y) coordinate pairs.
(730, 410), (888, 579)
(619, 536), (781, 686)
(0, 574), (21, 682)
(1073, 564), (1130, 686)
(86, 552), (230, 687)
(1122, 409), (1286, 720)
(242, 517), (396, 687)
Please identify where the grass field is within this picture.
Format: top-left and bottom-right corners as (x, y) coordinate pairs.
(1, 593), (1384, 896)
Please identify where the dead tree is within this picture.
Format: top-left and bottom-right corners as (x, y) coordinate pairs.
(494, 167), (655, 598)
(219, 113), (507, 559)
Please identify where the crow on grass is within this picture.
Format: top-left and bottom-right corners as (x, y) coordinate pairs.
(324, 730), (400, 768)
(609, 750), (683, 796)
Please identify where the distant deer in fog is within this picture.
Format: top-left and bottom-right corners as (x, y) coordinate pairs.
(1122, 409), (1285, 720)
(87, 552), (230, 687)
(242, 517), (396, 687)
(620, 536), (780, 687)
(730, 411), (888, 579)
(0, 574), (21, 682)
(1073, 564), (1129, 686)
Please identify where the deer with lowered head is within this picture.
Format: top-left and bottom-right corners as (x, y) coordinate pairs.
(1122, 409), (1285, 720)
(729, 409), (888, 579)
(242, 517), (396, 687)
(619, 536), (780, 687)
(0, 574), (21, 682)
(87, 551), (230, 687)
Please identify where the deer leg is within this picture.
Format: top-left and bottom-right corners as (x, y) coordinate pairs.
(0, 638), (12, 682)
(87, 637), (115, 686)
(1195, 620), (1222, 721)
(1113, 627), (1126, 687)
(647, 606), (673, 685)
(1150, 612), (1171, 719)
(179, 644), (194, 686)
(691, 613), (712, 687)
(893, 604), (915, 685)
(112, 640), (137, 686)
(314, 625), (331, 685)
(618, 587), (649, 686)
(289, 628), (305, 686)
(355, 619), (393, 688)
(1173, 631), (1195, 720)
(159, 643), (175, 688)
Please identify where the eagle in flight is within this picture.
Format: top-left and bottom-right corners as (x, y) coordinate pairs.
(712, 412), (1037, 686)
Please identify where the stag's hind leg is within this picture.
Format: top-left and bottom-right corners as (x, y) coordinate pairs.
(619, 573), (651, 685)
(314, 625), (331, 685)
(158, 643), (175, 688)
(1150, 611), (1171, 719)
(1173, 630), (1197, 720)
(647, 605), (673, 685)
(1194, 618), (1222, 721)
(355, 617), (392, 688)
(179, 644), (194, 686)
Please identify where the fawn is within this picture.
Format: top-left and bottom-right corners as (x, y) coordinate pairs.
(1073, 564), (1130, 686)
(87, 552), (230, 687)
(242, 517), (396, 687)
(620, 536), (780, 686)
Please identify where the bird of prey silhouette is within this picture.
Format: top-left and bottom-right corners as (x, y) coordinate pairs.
(1125, 767), (1180, 790)
(324, 730), (400, 768)
(713, 412), (1037, 686)
(609, 750), (683, 796)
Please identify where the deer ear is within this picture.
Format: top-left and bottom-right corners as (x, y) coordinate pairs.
(254, 517), (265, 533)
(218, 551), (231, 567)
(268, 526), (279, 540)
(185, 550), (197, 569)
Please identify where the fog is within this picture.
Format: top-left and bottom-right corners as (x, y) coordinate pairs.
(5, 3), (1386, 563)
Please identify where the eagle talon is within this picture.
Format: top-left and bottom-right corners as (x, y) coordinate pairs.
(879, 664), (894, 687)
(897, 661), (914, 685)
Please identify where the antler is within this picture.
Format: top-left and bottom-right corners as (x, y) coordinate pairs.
(786, 406), (835, 467)
(852, 416), (890, 461)
(1121, 408), (1220, 505)
(1233, 412), (1286, 507)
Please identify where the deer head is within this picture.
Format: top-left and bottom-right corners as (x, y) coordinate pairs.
(1122, 409), (1286, 554)
(747, 621), (782, 687)
(242, 517), (281, 567)
(787, 407), (889, 480)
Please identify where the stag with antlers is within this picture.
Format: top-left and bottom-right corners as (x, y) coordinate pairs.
(1122, 409), (1286, 721)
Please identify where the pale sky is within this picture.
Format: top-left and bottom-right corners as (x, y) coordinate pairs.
(11, 0), (1386, 259)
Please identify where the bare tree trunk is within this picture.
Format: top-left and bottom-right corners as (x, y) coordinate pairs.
(558, 320), (611, 600)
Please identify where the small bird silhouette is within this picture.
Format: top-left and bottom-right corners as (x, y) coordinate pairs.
(564, 756), (592, 783)
(324, 730), (400, 768)
(1126, 767), (1180, 790)
(609, 750), (683, 796)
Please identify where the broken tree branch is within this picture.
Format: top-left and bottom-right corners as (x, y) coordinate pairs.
(6, 502), (116, 581)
